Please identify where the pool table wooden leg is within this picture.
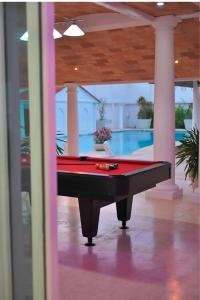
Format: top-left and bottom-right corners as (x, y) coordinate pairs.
(116, 196), (133, 229)
(78, 198), (101, 246)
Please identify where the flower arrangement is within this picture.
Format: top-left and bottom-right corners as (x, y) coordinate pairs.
(93, 127), (112, 144)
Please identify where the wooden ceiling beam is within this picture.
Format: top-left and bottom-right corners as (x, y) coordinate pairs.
(177, 12), (200, 20)
(96, 2), (155, 22)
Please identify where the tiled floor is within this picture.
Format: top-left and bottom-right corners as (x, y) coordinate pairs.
(58, 148), (200, 300)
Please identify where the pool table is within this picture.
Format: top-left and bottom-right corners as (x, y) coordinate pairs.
(57, 156), (171, 246)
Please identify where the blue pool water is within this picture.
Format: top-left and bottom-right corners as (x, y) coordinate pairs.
(59, 130), (186, 156)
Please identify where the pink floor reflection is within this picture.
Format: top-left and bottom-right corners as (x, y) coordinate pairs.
(58, 196), (200, 300)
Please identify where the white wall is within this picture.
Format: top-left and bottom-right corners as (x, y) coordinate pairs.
(56, 87), (97, 136)
(124, 104), (139, 128)
(79, 102), (96, 134)
(55, 83), (193, 135)
(84, 83), (193, 104)
(175, 86), (193, 103)
(84, 83), (154, 103)
(100, 102), (138, 129)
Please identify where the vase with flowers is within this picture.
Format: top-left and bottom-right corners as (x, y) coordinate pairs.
(93, 127), (112, 151)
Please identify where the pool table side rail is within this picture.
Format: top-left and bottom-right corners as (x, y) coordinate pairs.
(58, 161), (171, 200)
(58, 171), (122, 200)
(127, 162), (171, 195)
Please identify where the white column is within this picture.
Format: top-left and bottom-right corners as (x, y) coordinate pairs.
(67, 83), (79, 155)
(192, 81), (199, 129)
(146, 16), (182, 200)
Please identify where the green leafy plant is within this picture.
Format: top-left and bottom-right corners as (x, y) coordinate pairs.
(176, 127), (199, 187)
(175, 104), (192, 128)
(21, 137), (30, 154)
(56, 131), (66, 155)
(185, 104), (192, 119)
(175, 105), (186, 128)
(137, 96), (153, 120)
(20, 131), (66, 155)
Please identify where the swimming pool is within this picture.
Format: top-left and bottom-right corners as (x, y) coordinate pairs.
(78, 130), (186, 155)
(58, 130), (186, 156)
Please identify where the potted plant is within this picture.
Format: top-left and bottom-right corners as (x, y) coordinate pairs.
(176, 127), (199, 191)
(96, 100), (106, 130)
(184, 104), (192, 130)
(93, 127), (112, 151)
(136, 96), (153, 129)
(20, 131), (66, 161)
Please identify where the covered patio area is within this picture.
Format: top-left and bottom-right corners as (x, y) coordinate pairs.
(55, 2), (200, 199)
(55, 2), (199, 300)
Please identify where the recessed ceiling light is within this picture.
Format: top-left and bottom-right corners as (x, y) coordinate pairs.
(74, 67), (78, 71)
(156, 2), (165, 6)
(175, 60), (179, 64)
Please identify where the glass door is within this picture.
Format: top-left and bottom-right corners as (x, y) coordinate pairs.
(4, 3), (34, 299)
(0, 3), (57, 300)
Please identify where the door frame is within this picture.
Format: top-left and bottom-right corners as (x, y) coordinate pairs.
(27, 3), (58, 300)
(0, 3), (12, 300)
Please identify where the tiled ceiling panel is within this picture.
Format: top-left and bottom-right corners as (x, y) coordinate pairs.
(126, 2), (199, 17)
(55, 2), (200, 85)
(55, 2), (111, 21)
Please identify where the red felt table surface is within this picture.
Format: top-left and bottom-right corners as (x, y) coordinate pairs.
(57, 156), (158, 176)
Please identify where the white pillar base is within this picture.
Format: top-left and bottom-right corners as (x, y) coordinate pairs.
(145, 183), (183, 200)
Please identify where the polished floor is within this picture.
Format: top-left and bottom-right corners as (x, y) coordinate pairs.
(58, 149), (200, 300)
